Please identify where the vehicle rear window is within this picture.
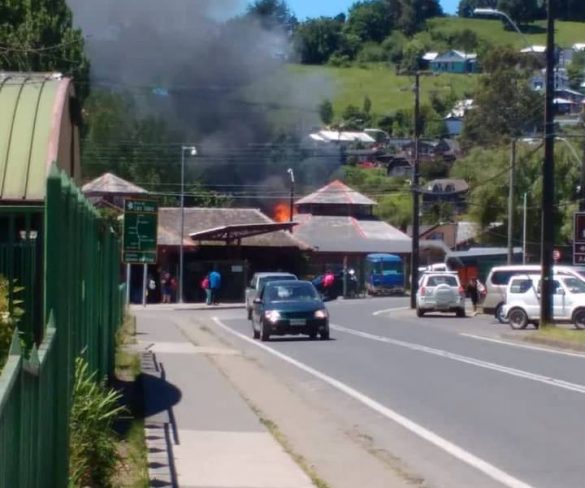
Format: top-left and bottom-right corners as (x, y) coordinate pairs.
(259, 275), (296, 287)
(509, 279), (532, 294)
(426, 276), (458, 287)
(490, 271), (515, 285)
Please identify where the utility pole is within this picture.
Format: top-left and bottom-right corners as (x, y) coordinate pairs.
(540, 0), (555, 325)
(287, 168), (295, 228)
(507, 139), (517, 264)
(580, 141), (585, 211)
(410, 72), (421, 309)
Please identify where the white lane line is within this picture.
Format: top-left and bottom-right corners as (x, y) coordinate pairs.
(212, 317), (532, 488)
(331, 324), (585, 395)
(460, 333), (585, 359)
(372, 306), (410, 316)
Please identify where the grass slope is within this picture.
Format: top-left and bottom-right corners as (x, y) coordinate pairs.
(240, 64), (476, 128)
(239, 17), (585, 128)
(428, 17), (585, 49)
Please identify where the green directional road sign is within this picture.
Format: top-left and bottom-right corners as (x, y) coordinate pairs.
(123, 199), (158, 264)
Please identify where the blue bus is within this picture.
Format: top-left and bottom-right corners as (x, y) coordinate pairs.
(365, 254), (405, 295)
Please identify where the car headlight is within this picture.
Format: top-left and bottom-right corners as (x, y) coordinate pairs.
(314, 309), (328, 319)
(265, 310), (281, 323)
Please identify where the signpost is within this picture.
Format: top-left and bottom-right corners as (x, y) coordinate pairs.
(123, 199), (158, 264)
(573, 212), (585, 265)
(123, 199), (158, 306)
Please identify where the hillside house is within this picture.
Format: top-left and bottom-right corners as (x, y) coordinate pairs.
(422, 178), (469, 214)
(430, 50), (479, 74)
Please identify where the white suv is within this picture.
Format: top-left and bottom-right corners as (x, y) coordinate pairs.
(503, 274), (585, 329)
(416, 272), (466, 317)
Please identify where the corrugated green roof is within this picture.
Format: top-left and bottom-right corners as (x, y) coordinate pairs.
(0, 72), (68, 201)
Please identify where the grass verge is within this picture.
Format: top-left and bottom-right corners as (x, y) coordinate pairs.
(255, 411), (331, 488)
(524, 326), (585, 350)
(113, 312), (149, 488)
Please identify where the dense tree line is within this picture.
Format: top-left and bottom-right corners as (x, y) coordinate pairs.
(292, 0), (443, 65)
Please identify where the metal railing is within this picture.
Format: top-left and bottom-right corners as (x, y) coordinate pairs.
(0, 166), (125, 488)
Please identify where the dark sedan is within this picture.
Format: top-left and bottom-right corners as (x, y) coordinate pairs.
(251, 280), (330, 341)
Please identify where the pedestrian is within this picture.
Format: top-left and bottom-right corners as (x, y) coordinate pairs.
(201, 274), (211, 305)
(466, 277), (485, 316)
(208, 267), (222, 305)
(160, 271), (173, 303)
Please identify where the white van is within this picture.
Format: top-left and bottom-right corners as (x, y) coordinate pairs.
(483, 264), (585, 321)
(502, 273), (585, 329)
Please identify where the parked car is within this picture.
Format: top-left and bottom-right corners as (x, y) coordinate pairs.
(312, 269), (358, 300)
(502, 274), (585, 329)
(416, 271), (466, 317)
(483, 265), (585, 322)
(245, 272), (297, 319)
(251, 280), (330, 341)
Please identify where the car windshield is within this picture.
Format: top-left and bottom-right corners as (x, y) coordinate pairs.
(426, 275), (458, 287)
(562, 277), (585, 294)
(264, 283), (319, 302)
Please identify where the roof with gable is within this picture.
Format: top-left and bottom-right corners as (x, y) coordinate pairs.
(82, 172), (148, 195)
(432, 50), (477, 63)
(0, 72), (78, 201)
(292, 214), (411, 254)
(295, 180), (376, 206)
(157, 207), (310, 249)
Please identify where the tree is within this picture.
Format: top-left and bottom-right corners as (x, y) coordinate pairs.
(293, 17), (343, 64)
(556, 0), (585, 21)
(0, 0), (90, 102)
(496, 0), (542, 24)
(345, 1), (394, 43)
(460, 47), (543, 148)
(246, 0), (297, 33)
(396, 0), (443, 35)
(567, 51), (585, 91)
(318, 99), (334, 125)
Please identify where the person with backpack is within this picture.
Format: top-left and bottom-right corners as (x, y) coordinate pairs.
(201, 274), (211, 305)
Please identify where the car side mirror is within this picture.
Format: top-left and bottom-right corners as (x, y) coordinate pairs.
(253, 298), (262, 304)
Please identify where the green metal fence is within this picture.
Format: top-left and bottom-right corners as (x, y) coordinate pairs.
(0, 166), (124, 488)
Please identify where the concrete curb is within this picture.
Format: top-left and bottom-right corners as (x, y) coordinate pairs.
(130, 303), (245, 312)
(141, 350), (178, 488)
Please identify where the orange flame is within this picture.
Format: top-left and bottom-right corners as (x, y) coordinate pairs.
(273, 202), (293, 222)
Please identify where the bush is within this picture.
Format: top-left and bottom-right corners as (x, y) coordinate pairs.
(328, 53), (352, 67)
(356, 43), (387, 63)
(69, 356), (125, 487)
(0, 276), (24, 369)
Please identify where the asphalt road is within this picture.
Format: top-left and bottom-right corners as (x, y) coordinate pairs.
(206, 297), (585, 488)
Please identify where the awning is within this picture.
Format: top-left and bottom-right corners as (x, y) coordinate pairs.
(189, 222), (297, 244)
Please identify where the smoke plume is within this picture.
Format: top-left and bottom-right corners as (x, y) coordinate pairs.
(67, 0), (334, 200)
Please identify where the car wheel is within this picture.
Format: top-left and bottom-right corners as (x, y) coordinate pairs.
(260, 321), (270, 342)
(495, 303), (507, 324)
(456, 308), (466, 318)
(319, 329), (330, 340)
(573, 308), (585, 330)
(508, 308), (528, 330)
(308, 331), (318, 340)
(416, 307), (425, 317)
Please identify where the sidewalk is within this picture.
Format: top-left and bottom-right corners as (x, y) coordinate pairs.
(130, 302), (245, 312)
(135, 311), (314, 488)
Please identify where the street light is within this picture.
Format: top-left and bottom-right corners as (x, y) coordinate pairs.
(474, 4), (556, 325)
(473, 8), (535, 54)
(179, 145), (197, 303)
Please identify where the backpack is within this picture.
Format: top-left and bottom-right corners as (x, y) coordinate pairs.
(201, 277), (209, 289)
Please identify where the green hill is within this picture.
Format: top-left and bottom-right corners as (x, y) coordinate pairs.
(240, 64), (477, 127)
(239, 17), (585, 129)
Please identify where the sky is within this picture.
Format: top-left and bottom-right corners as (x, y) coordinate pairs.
(286, 0), (458, 20)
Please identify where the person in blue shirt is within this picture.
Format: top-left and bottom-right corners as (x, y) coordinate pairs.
(208, 268), (222, 305)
